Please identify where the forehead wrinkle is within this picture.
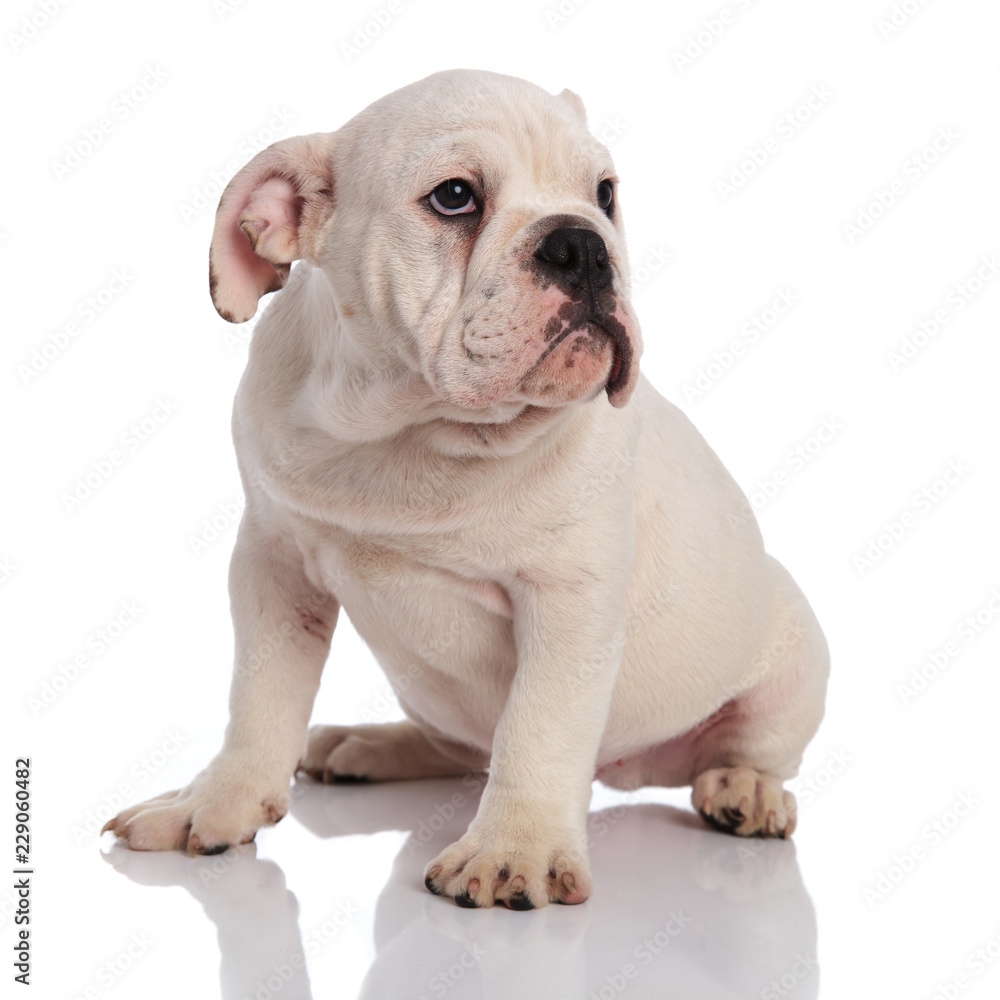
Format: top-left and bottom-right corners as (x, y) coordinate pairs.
(347, 99), (613, 221)
(406, 128), (545, 203)
(511, 109), (613, 193)
(480, 111), (612, 204)
(423, 96), (596, 178)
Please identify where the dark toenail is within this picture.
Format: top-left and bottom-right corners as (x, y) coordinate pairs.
(331, 773), (369, 784)
(424, 875), (443, 896)
(507, 891), (534, 911)
(200, 843), (229, 856)
(455, 891), (478, 908)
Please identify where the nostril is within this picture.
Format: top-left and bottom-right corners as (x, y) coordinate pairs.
(534, 227), (611, 293)
(536, 230), (575, 269)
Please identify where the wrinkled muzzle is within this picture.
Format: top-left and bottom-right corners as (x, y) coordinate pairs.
(434, 217), (642, 412)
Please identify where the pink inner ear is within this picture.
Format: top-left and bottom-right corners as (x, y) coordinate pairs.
(241, 178), (301, 264)
(212, 175), (298, 323)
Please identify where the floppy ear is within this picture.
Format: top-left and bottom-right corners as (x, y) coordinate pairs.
(209, 133), (335, 323)
(556, 87), (587, 126)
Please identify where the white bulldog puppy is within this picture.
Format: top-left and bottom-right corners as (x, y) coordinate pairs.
(105, 69), (829, 910)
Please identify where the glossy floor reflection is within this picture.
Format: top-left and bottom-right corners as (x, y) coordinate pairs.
(104, 777), (817, 999)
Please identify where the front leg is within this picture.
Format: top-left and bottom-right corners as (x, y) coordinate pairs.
(104, 513), (337, 854)
(424, 561), (631, 909)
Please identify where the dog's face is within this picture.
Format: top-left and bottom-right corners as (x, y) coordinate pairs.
(209, 70), (642, 414)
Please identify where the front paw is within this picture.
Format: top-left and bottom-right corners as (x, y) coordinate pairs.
(101, 763), (290, 855)
(424, 826), (591, 910)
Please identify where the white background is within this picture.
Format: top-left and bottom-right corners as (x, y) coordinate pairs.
(4, 0), (1000, 998)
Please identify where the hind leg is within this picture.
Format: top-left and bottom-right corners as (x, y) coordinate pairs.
(691, 564), (829, 837)
(602, 558), (829, 838)
(300, 720), (487, 783)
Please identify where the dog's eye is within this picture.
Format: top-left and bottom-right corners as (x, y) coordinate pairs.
(597, 179), (614, 215)
(429, 179), (478, 216)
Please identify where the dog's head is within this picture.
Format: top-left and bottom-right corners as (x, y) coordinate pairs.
(210, 69), (642, 413)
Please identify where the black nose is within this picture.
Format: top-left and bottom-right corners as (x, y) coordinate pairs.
(534, 227), (612, 295)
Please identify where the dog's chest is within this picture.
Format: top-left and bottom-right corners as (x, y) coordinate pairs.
(299, 524), (514, 659)
(302, 530), (507, 612)
(296, 527), (517, 745)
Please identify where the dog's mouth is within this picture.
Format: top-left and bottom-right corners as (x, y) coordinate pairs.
(519, 309), (632, 402)
(590, 310), (631, 399)
(604, 323), (630, 398)
(609, 340), (622, 385)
